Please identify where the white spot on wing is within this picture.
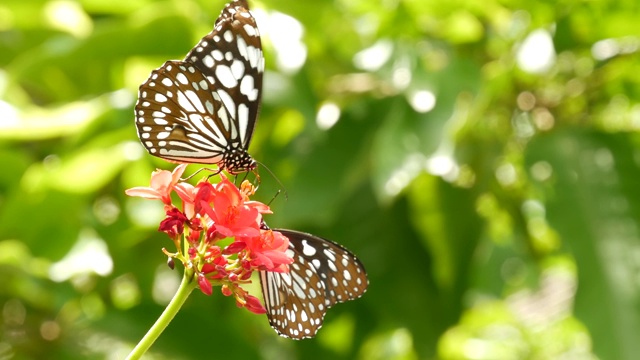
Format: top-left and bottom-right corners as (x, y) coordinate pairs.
(176, 72), (188, 84)
(203, 55), (214, 68)
(237, 103), (249, 144)
(343, 269), (351, 281)
(217, 89), (236, 121)
(301, 240), (316, 256)
(237, 36), (248, 60)
(161, 78), (172, 86)
(243, 24), (258, 37)
(312, 259), (321, 269)
(176, 91), (195, 113)
(224, 30), (233, 42)
(216, 65), (238, 88)
(240, 75), (258, 101)
(212, 50), (223, 61)
(205, 100), (215, 115)
(230, 59), (245, 79)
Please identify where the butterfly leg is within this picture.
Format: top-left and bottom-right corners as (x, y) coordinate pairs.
(182, 167), (222, 181)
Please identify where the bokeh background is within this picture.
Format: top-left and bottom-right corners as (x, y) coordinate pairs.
(2, 0), (640, 359)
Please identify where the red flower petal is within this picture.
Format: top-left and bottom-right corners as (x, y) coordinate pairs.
(245, 294), (267, 314)
(223, 241), (246, 254)
(198, 273), (212, 296)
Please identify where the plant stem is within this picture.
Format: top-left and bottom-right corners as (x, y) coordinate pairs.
(126, 271), (196, 360)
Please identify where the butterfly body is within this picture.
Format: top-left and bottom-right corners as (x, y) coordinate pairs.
(260, 228), (369, 339)
(135, 0), (262, 174)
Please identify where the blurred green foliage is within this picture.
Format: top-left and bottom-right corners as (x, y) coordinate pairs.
(1, 0), (639, 359)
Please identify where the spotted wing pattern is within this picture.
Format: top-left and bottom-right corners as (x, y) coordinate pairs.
(260, 229), (369, 339)
(134, 0), (263, 174)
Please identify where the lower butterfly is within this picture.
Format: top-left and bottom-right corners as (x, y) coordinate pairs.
(259, 225), (369, 339)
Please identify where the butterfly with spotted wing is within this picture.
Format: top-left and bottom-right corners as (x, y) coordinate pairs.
(134, 0), (263, 174)
(260, 223), (369, 339)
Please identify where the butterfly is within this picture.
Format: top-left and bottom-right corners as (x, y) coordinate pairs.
(134, 0), (263, 174)
(259, 224), (369, 339)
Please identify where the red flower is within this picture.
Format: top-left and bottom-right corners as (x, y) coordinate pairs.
(244, 294), (267, 314)
(227, 285), (267, 314)
(205, 225), (225, 243)
(159, 207), (188, 238)
(221, 284), (233, 297)
(199, 175), (266, 238)
(193, 181), (215, 217)
(126, 165), (292, 317)
(223, 240), (246, 254)
(186, 217), (202, 244)
(125, 164), (187, 205)
(244, 230), (293, 272)
(198, 273), (212, 296)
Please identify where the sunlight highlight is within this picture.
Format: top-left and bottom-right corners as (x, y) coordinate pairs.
(316, 102), (341, 130)
(122, 141), (145, 161)
(44, 1), (92, 38)
(49, 229), (113, 282)
(255, 10), (307, 74)
(384, 153), (425, 196)
(516, 29), (556, 73)
(109, 89), (134, 109)
(409, 90), (436, 113)
(592, 37), (639, 61)
(353, 39), (393, 71)
(153, 265), (181, 305)
(426, 154), (458, 180)
(0, 100), (19, 128)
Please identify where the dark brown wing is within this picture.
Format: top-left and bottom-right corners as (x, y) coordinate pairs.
(259, 229), (368, 339)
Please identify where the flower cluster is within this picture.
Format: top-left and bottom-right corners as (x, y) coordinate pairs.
(125, 164), (293, 314)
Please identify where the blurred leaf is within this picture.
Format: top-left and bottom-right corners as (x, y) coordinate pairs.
(527, 129), (640, 360)
(22, 143), (129, 194)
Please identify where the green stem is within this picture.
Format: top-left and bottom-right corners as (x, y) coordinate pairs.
(126, 271), (196, 360)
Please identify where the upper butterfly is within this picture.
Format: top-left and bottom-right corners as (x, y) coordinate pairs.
(134, 0), (263, 174)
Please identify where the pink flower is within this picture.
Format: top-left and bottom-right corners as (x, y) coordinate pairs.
(174, 181), (197, 219)
(244, 230), (293, 272)
(125, 164), (187, 205)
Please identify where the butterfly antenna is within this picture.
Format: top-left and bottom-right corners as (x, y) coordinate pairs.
(267, 189), (283, 207)
(255, 160), (288, 202)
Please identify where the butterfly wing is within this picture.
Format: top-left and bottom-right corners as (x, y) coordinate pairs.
(135, 60), (235, 164)
(259, 229), (369, 339)
(185, 0), (264, 150)
(134, 0), (262, 172)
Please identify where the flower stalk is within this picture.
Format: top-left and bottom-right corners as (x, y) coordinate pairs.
(125, 271), (196, 360)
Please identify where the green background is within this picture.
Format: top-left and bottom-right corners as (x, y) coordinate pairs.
(1, 0), (639, 359)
